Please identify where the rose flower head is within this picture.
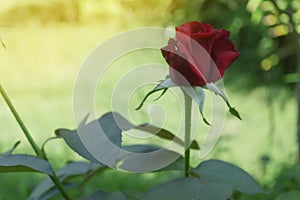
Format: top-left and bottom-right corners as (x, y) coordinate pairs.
(161, 21), (239, 86)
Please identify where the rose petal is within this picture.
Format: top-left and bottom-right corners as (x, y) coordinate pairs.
(191, 31), (217, 54)
(177, 22), (214, 35)
(176, 22), (216, 54)
(211, 29), (239, 76)
(169, 53), (206, 86)
(161, 22), (239, 86)
(161, 40), (206, 86)
(176, 40), (208, 84)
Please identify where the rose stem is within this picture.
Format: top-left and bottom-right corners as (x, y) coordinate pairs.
(0, 84), (41, 156)
(183, 90), (192, 177)
(0, 83), (72, 200)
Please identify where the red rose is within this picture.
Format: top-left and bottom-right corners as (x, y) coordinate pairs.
(161, 21), (239, 86)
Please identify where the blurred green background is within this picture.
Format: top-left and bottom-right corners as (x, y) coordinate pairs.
(0, 0), (299, 199)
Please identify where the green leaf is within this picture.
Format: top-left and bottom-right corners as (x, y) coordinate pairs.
(206, 83), (242, 120)
(135, 124), (199, 150)
(57, 161), (103, 180)
(119, 145), (184, 171)
(78, 113), (90, 129)
(104, 112), (200, 150)
(122, 145), (161, 153)
(135, 78), (176, 110)
(275, 190), (300, 200)
(30, 183), (76, 200)
(57, 112), (199, 170)
(55, 128), (99, 163)
(78, 191), (128, 200)
(154, 156), (184, 171)
(0, 141), (21, 156)
(117, 147), (181, 172)
(144, 177), (232, 200)
(193, 159), (265, 195)
(30, 161), (103, 200)
(147, 160), (265, 199)
(55, 112), (125, 163)
(97, 112), (123, 147)
(0, 154), (53, 175)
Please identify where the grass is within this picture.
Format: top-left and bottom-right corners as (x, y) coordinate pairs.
(0, 23), (298, 199)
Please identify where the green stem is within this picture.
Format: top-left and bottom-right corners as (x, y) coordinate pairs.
(0, 83), (72, 200)
(0, 84), (42, 156)
(49, 175), (72, 200)
(183, 90), (192, 177)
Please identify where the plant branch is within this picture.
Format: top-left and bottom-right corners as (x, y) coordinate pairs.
(0, 84), (42, 156)
(0, 83), (72, 200)
(183, 89), (192, 177)
(49, 174), (72, 200)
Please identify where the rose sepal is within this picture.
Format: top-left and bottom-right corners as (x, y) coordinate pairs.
(136, 77), (241, 125)
(205, 83), (242, 120)
(135, 77), (176, 110)
(181, 86), (210, 125)
(136, 77), (210, 125)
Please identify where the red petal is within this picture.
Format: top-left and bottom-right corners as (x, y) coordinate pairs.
(176, 22), (216, 54)
(191, 30), (217, 54)
(177, 21), (214, 35)
(169, 52), (206, 86)
(211, 29), (239, 76)
(161, 39), (206, 86)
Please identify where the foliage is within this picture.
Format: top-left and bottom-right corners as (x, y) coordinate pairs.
(0, 0), (299, 199)
(0, 71), (265, 200)
(0, 109), (266, 199)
